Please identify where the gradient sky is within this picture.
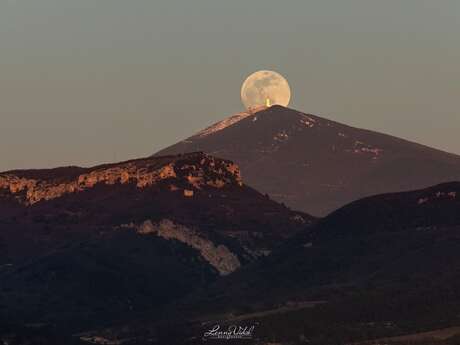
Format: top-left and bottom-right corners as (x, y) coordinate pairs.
(1, 0), (459, 171)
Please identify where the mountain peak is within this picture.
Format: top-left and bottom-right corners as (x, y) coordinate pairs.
(155, 106), (460, 216)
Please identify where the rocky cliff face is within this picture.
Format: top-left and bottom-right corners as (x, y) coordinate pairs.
(0, 152), (242, 205)
(134, 219), (241, 275)
(0, 151), (311, 257)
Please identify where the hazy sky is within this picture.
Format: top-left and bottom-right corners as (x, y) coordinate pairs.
(1, 0), (459, 171)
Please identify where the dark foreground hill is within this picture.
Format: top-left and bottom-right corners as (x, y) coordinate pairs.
(146, 182), (460, 345)
(0, 152), (312, 341)
(4, 152), (460, 345)
(156, 105), (460, 216)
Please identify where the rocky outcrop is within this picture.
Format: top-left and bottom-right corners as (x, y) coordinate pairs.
(135, 219), (241, 275)
(0, 153), (243, 205)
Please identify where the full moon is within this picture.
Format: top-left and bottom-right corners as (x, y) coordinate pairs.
(241, 70), (291, 110)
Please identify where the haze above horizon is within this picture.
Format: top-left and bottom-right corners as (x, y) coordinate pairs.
(0, 0), (459, 171)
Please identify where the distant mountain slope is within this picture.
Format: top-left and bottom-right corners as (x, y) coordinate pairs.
(155, 105), (460, 216)
(0, 152), (312, 334)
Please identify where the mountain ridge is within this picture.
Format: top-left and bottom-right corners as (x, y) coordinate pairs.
(155, 105), (460, 216)
(0, 152), (242, 205)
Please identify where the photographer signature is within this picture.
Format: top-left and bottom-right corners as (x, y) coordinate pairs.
(203, 323), (257, 340)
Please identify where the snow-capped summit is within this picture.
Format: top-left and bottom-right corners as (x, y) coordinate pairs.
(196, 111), (253, 138)
(155, 105), (460, 216)
(196, 105), (268, 138)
